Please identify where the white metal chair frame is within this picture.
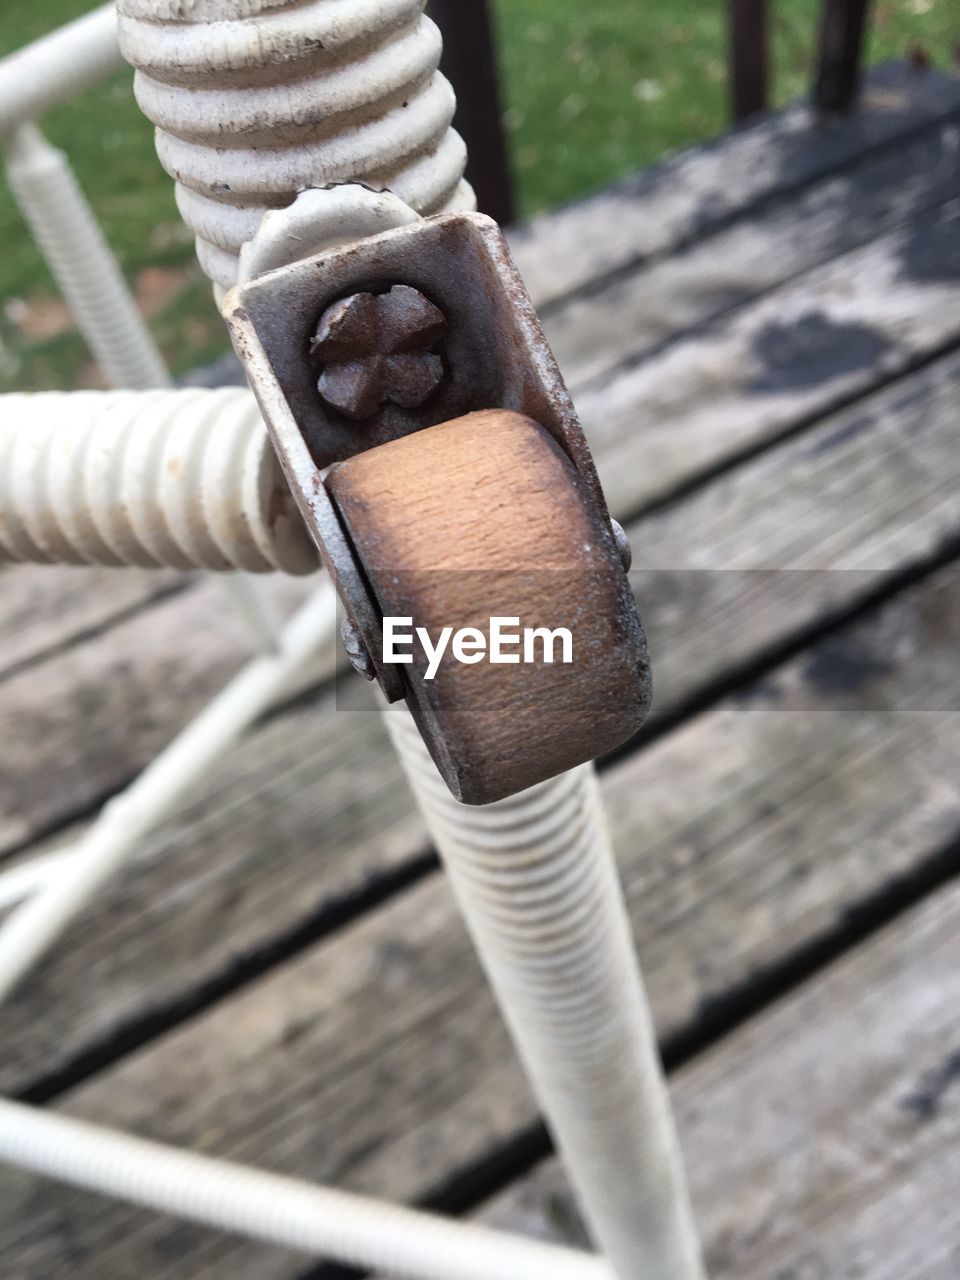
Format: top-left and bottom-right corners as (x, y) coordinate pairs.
(0, 7), (704, 1279)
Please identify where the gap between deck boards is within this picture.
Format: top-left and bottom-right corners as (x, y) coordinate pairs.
(468, 876), (960, 1280)
(4, 102), (960, 861)
(4, 61), (958, 690)
(5, 328), (960, 1096)
(4, 559), (959, 1279)
(509, 62), (960, 311)
(1, 358), (960, 1259)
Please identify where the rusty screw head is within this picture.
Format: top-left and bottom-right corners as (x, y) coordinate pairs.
(310, 284), (447, 422)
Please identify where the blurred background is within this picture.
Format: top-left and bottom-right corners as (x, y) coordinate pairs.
(0, 0), (950, 394)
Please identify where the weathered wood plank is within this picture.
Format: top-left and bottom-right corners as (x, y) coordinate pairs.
(632, 346), (960, 724)
(0, 558), (318, 698)
(508, 62), (960, 311)
(2, 564), (958, 1276)
(2, 350), (959, 1098)
(546, 113), (960, 392)
(4, 79), (957, 838)
(4, 65), (955, 700)
(477, 879), (960, 1280)
(0, 571), (329, 854)
(2, 63), (958, 1280)
(0, 564), (184, 683)
(12, 185), (957, 832)
(583, 196), (960, 516)
(4, 246), (959, 862)
(5, 199), (954, 815)
(0, 678), (421, 1098)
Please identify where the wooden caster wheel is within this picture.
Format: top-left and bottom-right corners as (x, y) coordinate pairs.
(327, 410), (651, 804)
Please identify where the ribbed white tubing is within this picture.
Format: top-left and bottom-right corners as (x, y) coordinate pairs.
(0, 388), (316, 574)
(3, 122), (289, 644)
(61, 9), (706, 1277)
(116, 0), (472, 290)
(4, 123), (169, 391)
(384, 706), (706, 1280)
(0, 582), (336, 1004)
(0, 1098), (612, 1280)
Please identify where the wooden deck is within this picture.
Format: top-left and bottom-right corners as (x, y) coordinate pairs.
(3, 61), (960, 1278)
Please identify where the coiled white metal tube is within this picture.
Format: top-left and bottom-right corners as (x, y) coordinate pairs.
(116, 0), (473, 291)
(4, 123), (169, 390)
(3, 122), (289, 644)
(0, 1097), (612, 1280)
(0, 388), (316, 573)
(384, 706), (706, 1280)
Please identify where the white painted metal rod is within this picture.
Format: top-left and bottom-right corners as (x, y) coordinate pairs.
(0, 1097), (612, 1280)
(4, 123), (168, 390)
(0, 851), (73, 914)
(3, 116), (288, 647)
(0, 388), (316, 574)
(384, 707), (706, 1280)
(0, 4), (122, 136)
(0, 582), (337, 1004)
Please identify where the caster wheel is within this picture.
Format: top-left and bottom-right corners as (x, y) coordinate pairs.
(327, 410), (651, 803)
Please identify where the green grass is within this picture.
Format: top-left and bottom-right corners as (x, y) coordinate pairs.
(494, 0), (956, 212)
(0, 0), (955, 390)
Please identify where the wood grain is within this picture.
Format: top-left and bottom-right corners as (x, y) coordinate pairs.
(4, 293), (959, 864)
(0, 564), (184, 683)
(581, 197), (960, 516)
(508, 62), (960, 311)
(0, 571), (322, 856)
(632, 346), (960, 726)
(545, 113), (960, 392)
(4, 67), (954, 711)
(477, 879), (960, 1280)
(4, 98), (959, 856)
(4, 67), (960, 1278)
(0, 98), (947, 679)
(2, 565), (958, 1276)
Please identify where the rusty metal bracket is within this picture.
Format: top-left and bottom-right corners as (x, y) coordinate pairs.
(224, 213), (609, 693)
(226, 213), (606, 495)
(224, 211), (649, 798)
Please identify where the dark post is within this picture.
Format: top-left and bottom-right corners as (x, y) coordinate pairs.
(814, 0), (873, 113)
(427, 0), (515, 226)
(729, 0), (769, 121)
